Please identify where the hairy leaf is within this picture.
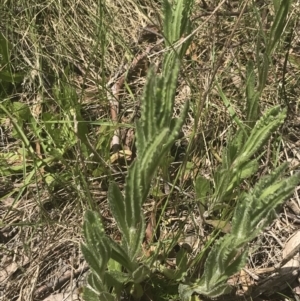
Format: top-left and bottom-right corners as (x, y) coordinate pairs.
(108, 182), (129, 243)
(234, 105), (286, 168)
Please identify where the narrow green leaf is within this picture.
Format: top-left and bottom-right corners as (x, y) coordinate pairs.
(267, 0), (292, 55)
(139, 128), (169, 198)
(213, 167), (233, 202)
(234, 105), (286, 168)
(134, 119), (146, 157)
(251, 173), (300, 230)
(173, 0), (184, 42)
(273, 0), (280, 12)
(108, 182), (129, 243)
(0, 70), (25, 83)
(252, 162), (288, 198)
(245, 60), (259, 127)
(82, 211), (111, 278)
(0, 33), (12, 64)
(217, 83), (246, 134)
(231, 196), (252, 240)
(127, 214), (145, 260)
(225, 160), (259, 194)
(0, 104), (35, 154)
(174, 248), (188, 281)
(229, 129), (248, 161)
(224, 248), (248, 278)
(161, 57), (180, 127)
(83, 210), (105, 246)
(81, 243), (105, 281)
(140, 68), (158, 143)
(164, 101), (189, 147)
(258, 53), (269, 93)
(163, 0), (173, 46)
(124, 162), (143, 229)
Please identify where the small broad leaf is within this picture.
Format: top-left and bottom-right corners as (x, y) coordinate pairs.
(205, 219), (231, 234)
(109, 237), (135, 272)
(175, 248), (188, 280)
(132, 264), (150, 284)
(179, 283), (198, 301)
(195, 175), (211, 206)
(160, 266), (178, 280)
(11, 102), (31, 121)
(83, 211), (105, 243)
(129, 283), (144, 299)
(82, 287), (100, 301)
(87, 273), (105, 294)
(104, 269), (130, 295)
(105, 269), (130, 284)
(107, 258), (122, 272)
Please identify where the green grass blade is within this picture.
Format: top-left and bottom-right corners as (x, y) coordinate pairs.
(267, 0), (292, 55)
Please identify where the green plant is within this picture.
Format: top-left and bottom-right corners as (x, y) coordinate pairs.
(0, 33), (25, 97)
(180, 1), (299, 299)
(81, 1), (300, 300)
(180, 107), (300, 299)
(81, 0), (194, 300)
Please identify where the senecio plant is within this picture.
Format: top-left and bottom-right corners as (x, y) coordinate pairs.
(81, 0), (299, 300)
